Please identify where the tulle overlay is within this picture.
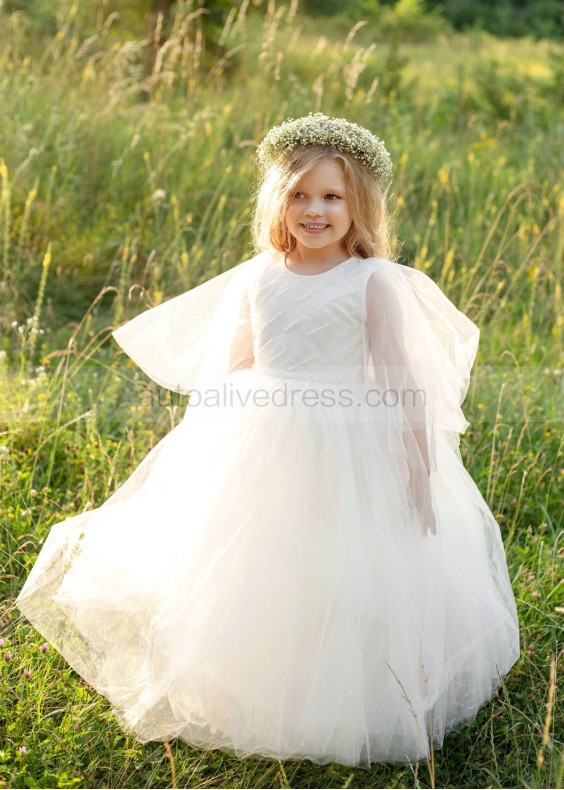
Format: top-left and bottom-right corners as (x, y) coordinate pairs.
(16, 252), (519, 767)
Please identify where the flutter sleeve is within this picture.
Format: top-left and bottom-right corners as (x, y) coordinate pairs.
(112, 254), (263, 394)
(363, 258), (480, 535)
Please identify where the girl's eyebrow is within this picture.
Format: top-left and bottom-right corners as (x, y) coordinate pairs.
(295, 187), (346, 194)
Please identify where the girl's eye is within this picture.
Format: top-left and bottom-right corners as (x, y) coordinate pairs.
(292, 192), (341, 199)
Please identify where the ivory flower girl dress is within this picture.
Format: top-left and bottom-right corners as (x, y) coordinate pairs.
(15, 250), (520, 767)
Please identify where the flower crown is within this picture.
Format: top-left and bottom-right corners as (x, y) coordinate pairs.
(255, 112), (393, 188)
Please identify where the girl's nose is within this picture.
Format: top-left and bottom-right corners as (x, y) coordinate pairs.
(305, 200), (324, 216)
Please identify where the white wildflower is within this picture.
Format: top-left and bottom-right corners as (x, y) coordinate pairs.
(150, 189), (167, 203)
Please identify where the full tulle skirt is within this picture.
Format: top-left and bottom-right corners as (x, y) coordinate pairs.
(15, 367), (520, 767)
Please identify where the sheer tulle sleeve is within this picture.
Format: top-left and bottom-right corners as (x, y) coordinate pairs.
(363, 259), (480, 535)
(112, 254), (263, 394)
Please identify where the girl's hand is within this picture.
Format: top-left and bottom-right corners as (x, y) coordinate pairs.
(408, 466), (437, 537)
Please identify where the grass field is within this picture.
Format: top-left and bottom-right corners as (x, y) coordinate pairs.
(0, 1), (563, 788)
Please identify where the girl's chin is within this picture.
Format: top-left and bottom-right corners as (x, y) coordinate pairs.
(296, 240), (337, 251)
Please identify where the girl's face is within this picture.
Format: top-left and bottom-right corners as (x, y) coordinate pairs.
(285, 158), (352, 261)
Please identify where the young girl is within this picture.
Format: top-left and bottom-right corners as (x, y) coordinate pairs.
(15, 113), (520, 768)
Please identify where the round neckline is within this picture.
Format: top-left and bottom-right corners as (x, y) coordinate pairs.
(281, 254), (357, 278)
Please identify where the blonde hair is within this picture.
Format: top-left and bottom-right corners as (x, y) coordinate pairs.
(250, 145), (392, 260)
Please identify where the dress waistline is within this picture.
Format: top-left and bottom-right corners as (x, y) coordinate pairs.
(251, 363), (365, 384)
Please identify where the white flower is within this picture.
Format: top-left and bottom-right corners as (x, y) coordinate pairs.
(150, 189), (167, 202)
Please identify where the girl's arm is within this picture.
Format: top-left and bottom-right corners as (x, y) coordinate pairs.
(228, 285), (255, 374)
(365, 270), (436, 536)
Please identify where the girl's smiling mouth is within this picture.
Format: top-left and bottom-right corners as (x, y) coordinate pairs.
(301, 223), (330, 233)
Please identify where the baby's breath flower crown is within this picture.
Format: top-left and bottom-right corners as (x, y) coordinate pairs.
(256, 112), (393, 188)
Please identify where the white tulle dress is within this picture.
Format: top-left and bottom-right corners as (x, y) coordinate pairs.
(15, 250), (520, 767)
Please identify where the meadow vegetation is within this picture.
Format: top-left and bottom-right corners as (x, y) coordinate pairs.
(0, 1), (562, 787)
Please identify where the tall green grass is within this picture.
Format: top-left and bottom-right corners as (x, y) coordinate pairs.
(0, 1), (562, 788)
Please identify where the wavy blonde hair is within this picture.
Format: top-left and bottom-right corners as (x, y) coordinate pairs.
(251, 145), (392, 260)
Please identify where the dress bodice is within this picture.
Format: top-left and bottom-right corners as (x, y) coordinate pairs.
(249, 254), (368, 382)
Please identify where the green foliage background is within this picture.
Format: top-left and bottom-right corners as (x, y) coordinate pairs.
(303, 0), (564, 39)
